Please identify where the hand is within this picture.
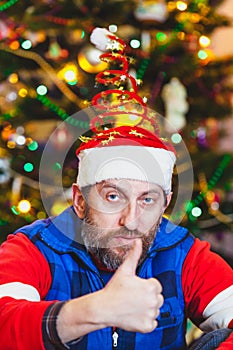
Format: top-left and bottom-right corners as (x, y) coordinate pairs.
(102, 239), (164, 333)
(56, 239), (163, 343)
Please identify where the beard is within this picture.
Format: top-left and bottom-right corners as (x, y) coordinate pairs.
(81, 210), (161, 270)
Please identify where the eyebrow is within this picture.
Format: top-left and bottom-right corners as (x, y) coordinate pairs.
(99, 182), (162, 196)
(140, 190), (161, 196)
(98, 182), (118, 191)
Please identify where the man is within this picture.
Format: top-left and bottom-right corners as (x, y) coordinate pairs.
(0, 124), (233, 350)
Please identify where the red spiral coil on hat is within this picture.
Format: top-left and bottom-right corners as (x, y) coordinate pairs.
(89, 29), (157, 133)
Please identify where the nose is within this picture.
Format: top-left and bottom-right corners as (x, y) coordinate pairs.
(119, 202), (139, 231)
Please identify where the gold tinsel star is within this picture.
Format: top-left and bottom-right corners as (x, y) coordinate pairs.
(129, 130), (144, 138)
(79, 136), (93, 143)
(108, 135), (115, 142)
(110, 131), (121, 135)
(106, 40), (122, 51)
(101, 139), (110, 145)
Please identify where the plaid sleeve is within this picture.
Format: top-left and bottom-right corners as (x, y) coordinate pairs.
(42, 302), (84, 350)
(42, 302), (67, 349)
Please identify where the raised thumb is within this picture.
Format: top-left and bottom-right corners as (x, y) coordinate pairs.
(119, 239), (142, 276)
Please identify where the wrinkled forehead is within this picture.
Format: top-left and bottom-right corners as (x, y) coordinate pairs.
(95, 178), (164, 194)
(84, 179), (165, 205)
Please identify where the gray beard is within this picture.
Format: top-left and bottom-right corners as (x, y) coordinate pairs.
(81, 214), (160, 270)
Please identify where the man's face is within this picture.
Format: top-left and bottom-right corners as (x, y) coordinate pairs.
(74, 179), (169, 270)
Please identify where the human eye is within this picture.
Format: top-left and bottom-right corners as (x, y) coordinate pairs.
(98, 184), (126, 208)
(140, 193), (160, 207)
(107, 192), (120, 202)
(143, 197), (154, 204)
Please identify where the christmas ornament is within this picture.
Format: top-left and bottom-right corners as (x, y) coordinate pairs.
(117, 25), (139, 41)
(0, 158), (10, 184)
(67, 29), (85, 45)
(0, 18), (25, 43)
(1, 123), (16, 142)
(134, 0), (168, 23)
(45, 38), (69, 61)
(77, 45), (108, 74)
(196, 118), (219, 150)
(161, 77), (189, 132)
(23, 30), (46, 47)
(196, 126), (208, 148)
(0, 20), (10, 40)
(50, 124), (71, 150)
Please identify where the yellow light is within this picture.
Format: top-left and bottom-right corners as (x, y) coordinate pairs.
(18, 200), (31, 214)
(177, 31), (185, 40)
(8, 73), (19, 84)
(167, 1), (176, 11)
(51, 201), (69, 216)
(9, 41), (20, 50)
(206, 191), (215, 202)
(190, 13), (200, 23)
(57, 63), (78, 84)
(77, 46), (108, 74)
(7, 141), (16, 149)
(64, 69), (76, 82)
(199, 35), (211, 48)
(37, 211), (47, 219)
(176, 1), (188, 11)
(18, 88), (28, 98)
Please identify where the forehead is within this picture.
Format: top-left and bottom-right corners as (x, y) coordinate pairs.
(94, 179), (163, 196)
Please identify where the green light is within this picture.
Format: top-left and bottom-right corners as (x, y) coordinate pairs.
(130, 39), (141, 49)
(67, 80), (78, 86)
(156, 32), (167, 42)
(28, 140), (38, 151)
(11, 205), (20, 215)
(171, 133), (182, 144)
(191, 207), (202, 217)
(36, 85), (48, 96)
(21, 40), (32, 50)
(24, 162), (34, 172)
(109, 24), (117, 33)
(81, 30), (85, 39)
(198, 50), (208, 60)
(53, 162), (62, 171)
(0, 0), (19, 12)
(185, 201), (193, 213)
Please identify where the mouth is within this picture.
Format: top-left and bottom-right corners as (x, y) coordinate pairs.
(110, 235), (141, 247)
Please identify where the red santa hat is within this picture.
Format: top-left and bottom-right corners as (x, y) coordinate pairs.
(76, 125), (176, 194)
(76, 28), (176, 193)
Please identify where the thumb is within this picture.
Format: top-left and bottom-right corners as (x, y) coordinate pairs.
(119, 239), (142, 276)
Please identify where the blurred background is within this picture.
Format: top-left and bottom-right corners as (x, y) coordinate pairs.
(0, 0), (233, 267)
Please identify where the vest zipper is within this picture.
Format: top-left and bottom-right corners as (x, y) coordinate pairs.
(112, 327), (118, 348)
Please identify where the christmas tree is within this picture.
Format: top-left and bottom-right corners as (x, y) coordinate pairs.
(0, 0), (233, 265)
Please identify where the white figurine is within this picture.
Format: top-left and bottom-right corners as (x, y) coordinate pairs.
(161, 77), (189, 132)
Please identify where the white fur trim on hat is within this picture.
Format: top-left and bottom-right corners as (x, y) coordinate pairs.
(77, 146), (176, 194)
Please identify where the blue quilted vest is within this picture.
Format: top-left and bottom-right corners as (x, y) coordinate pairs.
(17, 206), (194, 350)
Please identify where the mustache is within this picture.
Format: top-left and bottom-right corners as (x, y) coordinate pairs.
(82, 217), (143, 239)
(112, 227), (143, 238)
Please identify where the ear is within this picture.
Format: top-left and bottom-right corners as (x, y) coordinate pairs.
(165, 192), (173, 209)
(72, 183), (86, 219)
